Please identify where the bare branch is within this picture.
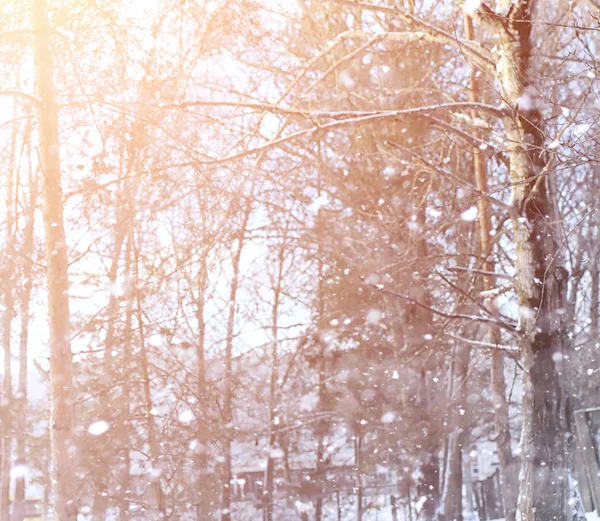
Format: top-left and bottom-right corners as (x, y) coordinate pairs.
(332, 0), (495, 73)
(367, 284), (519, 335)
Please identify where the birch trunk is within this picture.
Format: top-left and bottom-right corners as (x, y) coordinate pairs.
(32, 1), (76, 520)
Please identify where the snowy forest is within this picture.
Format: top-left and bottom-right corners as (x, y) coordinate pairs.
(0, 1), (599, 521)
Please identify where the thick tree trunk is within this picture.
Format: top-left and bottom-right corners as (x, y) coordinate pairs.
(473, 3), (575, 519)
(32, 2), (77, 520)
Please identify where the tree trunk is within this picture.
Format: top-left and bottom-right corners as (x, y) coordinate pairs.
(473, 3), (575, 519)
(222, 206), (251, 521)
(0, 115), (18, 521)
(590, 244), (599, 342)
(264, 233), (286, 521)
(133, 234), (166, 518)
(438, 345), (469, 521)
(439, 431), (463, 521)
(15, 154), (37, 521)
(118, 234), (134, 521)
(462, 14), (518, 521)
(391, 495), (398, 521)
(415, 371), (439, 521)
(32, 1), (77, 520)
(355, 433), (363, 521)
(407, 193), (440, 521)
(102, 224), (127, 380)
(315, 244), (327, 521)
(194, 254), (216, 520)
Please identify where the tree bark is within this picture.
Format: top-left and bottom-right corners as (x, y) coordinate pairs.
(194, 253), (217, 520)
(32, 1), (77, 520)
(354, 433), (363, 521)
(471, 3), (574, 519)
(590, 243), (599, 342)
(15, 149), (37, 521)
(264, 232), (287, 521)
(0, 112), (18, 521)
(438, 345), (469, 521)
(462, 14), (518, 521)
(133, 234), (166, 518)
(118, 234), (134, 521)
(221, 206), (251, 521)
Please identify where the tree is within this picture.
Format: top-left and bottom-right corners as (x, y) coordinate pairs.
(32, 1), (76, 520)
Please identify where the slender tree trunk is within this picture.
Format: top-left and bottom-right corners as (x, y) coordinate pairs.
(406, 193), (440, 521)
(315, 349), (327, 521)
(315, 177), (328, 521)
(590, 242), (599, 341)
(472, 3), (576, 519)
(415, 370), (439, 521)
(118, 234), (134, 521)
(391, 495), (398, 521)
(355, 433), (363, 521)
(103, 134), (139, 380)
(264, 236), (286, 521)
(222, 206), (251, 521)
(15, 155), (37, 521)
(0, 116), (18, 521)
(133, 234), (165, 518)
(32, 2), (76, 520)
(438, 345), (469, 521)
(462, 14), (518, 521)
(195, 254), (216, 520)
(102, 224), (127, 379)
(196, 257), (208, 402)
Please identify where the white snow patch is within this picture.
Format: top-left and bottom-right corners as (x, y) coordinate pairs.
(366, 308), (383, 324)
(460, 206), (478, 222)
(178, 410), (194, 424)
(269, 448), (285, 459)
(576, 124), (592, 135)
(381, 411), (396, 423)
(88, 421), (110, 436)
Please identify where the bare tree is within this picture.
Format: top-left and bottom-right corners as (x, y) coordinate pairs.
(32, 1), (76, 519)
